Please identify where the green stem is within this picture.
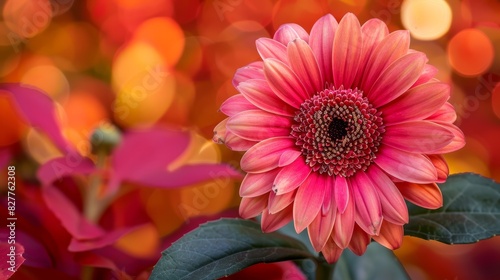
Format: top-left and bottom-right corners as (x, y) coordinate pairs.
(315, 253), (335, 280)
(83, 151), (107, 223)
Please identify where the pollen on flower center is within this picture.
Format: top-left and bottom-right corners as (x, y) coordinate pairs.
(291, 87), (385, 177)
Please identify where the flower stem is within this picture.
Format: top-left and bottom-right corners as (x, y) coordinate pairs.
(84, 151), (107, 223)
(315, 254), (335, 280)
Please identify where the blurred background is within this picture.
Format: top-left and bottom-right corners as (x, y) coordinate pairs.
(0, 0), (499, 279)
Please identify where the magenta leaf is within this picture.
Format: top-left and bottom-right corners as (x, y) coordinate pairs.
(68, 226), (138, 252)
(37, 156), (96, 185)
(0, 242), (25, 279)
(42, 186), (105, 240)
(108, 127), (241, 192)
(0, 83), (73, 153)
(37, 157), (105, 240)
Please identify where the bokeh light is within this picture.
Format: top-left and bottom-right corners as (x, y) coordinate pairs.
(447, 28), (494, 77)
(112, 41), (176, 127)
(27, 22), (101, 71)
(24, 128), (63, 163)
(401, 0), (452, 41)
(62, 91), (107, 156)
(2, 0), (52, 39)
(115, 224), (160, 258)
(272, 0), (326, 32)
(133, 17), (185, 68)
(20, 64), (69, 100)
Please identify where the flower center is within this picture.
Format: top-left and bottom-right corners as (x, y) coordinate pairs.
(291, 87), (384, 177)
(328, 118), (348, 141)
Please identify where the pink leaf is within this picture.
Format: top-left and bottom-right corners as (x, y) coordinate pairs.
(0, 83), (73, 153)
(0, 242), (25, 279)
(109, 127), (241, 193)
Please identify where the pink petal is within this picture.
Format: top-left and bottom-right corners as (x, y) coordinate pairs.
(288, 38), (324, 93)
(427, 154), (449, 183)
(256, 38), (289, 63)
(42, 185), (105, 239)
(335, 175), (349, 213)
(429, 123), (465, 153)
(214, 120), (257, 151)
(68, 227), (136, 252)
(122, 163), (242, 190)
(361, 30), (410, 91)
(333, 13), (362, 89)
(239, 195), (268, 219)
(37, 156), (96, 186)
(367, 52), (427, 108)
(213, 118), (228, 145)
(381, 82), (450, 124)
(322, 175), (335, 215)
(273, 156), (311, 195)
(367, 165), (408, 225)
(240, 169), (279, 197)
(36, 157), (107, 241)
(109, 128), (241, 192)
(307, 176), (337, 251)
(332, 189), (355, 248)
(0, 243), (25, 279)
(278, 149), (302, 167)
(322, 238), (343, 263)
(426, 102), (457, 123)
(220, 94), (258, 117)
(293, 173), (327, 233)
(350, 172), (382, 235)
(225, 131), (258, 151)
(227, 110), (292, 141)
(372, 221), (403, 250)
(354, 18), (389, 87)
(348, 225), (370, 256)
(240, 136), (296, 173)
(232, 62), (265, 87)
(383, 121), (454, 153)
(268, 190), (296, 214)
(264, 58), (309, 108)
(411, 64), (438, 88)
(238, 79), (295, 116)
(273, 23), (309, 45)
(396, 182), (443, 209)
(0, 83), (74, 153)
(261, 204), (293, 232)
(309, 14), (338, 84)
(360, 18), (389, 52)
(375, 144), (438, 184)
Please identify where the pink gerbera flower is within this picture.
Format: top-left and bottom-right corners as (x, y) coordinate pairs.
(213, 13), (465, 262)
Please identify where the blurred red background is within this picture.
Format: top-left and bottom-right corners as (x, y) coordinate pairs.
(1, 0), (499, 279)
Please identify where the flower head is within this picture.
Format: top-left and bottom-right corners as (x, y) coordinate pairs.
(214, 13), (465, 262)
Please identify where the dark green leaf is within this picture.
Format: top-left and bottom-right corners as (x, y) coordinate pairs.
(333, 242), (409, 280)
(150, 218), (315, 280)
(405, 173), (500, 244)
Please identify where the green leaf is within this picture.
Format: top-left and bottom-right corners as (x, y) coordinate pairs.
(333, 243), (409, 280)
(405, 173), (500, 244)
(150, 218), (315, 280)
